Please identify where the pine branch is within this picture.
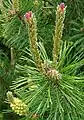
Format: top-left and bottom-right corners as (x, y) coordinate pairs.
(4, 2), (84, 120)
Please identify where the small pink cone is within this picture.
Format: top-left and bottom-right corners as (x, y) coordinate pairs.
(25, 11), (32, 21)
(59, 3), (65, 11)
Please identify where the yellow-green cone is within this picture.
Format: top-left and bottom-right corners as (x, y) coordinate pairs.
(7, 91), (28, 116)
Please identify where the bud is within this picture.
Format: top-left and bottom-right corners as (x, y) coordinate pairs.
(34, 0), (39, 6)
(46, 68), (62, 83)
(8, 10), (16, 15)
(25, 11), (32, 21)
(7, 91), (14, 103)
(32, 113), (39, 119)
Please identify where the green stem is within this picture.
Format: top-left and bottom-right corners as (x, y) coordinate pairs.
(28, 15), (43, 71)
(53, 5), (66, 65)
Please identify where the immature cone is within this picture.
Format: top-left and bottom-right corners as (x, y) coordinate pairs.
(25, 11), (32, 22)
(59, 3), (65, 12)
(25, 11), (43, 71)
(53, 3), (66, 65)
(7, 91), (28, 116)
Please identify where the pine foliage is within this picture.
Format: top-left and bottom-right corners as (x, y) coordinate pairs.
(0, 0), (84, 120)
